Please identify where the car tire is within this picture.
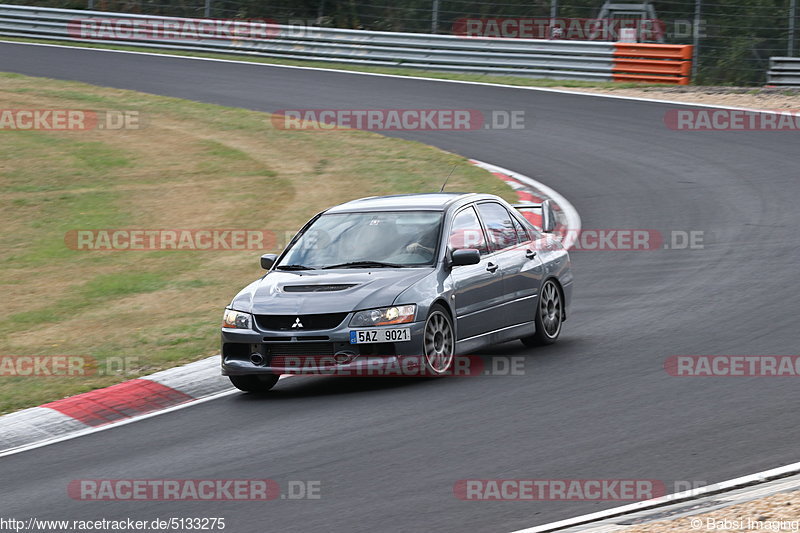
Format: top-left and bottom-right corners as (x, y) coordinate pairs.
(422, 303), (455, 375)
(229, 374), (279, 393)
(522, 279), (563, 347)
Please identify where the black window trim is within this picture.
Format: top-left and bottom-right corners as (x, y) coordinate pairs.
(474, 200), (525, 253)
(507, 206), (543, 243)
(447, 203), (491, 257)
(511, 209), (534, 246)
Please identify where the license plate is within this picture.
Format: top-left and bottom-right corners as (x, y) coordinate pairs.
(350, 328), (411, 344)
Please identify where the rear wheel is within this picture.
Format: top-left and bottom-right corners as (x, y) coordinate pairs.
(522, 279), (563, 347)
(229, 374), (279, 393)
(422, 304), (455, 375)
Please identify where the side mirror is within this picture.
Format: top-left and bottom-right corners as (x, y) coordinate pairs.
(541, 199), (556, 233)
(450, 248), (481, 267)
(260, 253), (278, 270)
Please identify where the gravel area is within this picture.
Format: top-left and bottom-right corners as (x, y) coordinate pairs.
(619, 490), (800, 532)
(554, 86), (800, 110)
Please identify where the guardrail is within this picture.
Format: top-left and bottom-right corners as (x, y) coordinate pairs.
(0, 4), (691, 84)
(767, 57), (800, 86)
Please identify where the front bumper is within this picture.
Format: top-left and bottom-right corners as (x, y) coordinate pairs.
(221, 320), (426, 376)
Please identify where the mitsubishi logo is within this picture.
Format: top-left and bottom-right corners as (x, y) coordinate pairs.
(291, 317), (304, 328)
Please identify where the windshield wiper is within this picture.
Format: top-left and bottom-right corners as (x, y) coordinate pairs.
(322, 260), (406, 269)
(275, 264), (315, 271)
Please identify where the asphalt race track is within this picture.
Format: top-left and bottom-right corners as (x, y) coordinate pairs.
(1, 42), (799, 532)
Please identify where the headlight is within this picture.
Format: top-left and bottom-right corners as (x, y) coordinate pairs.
(223, 309), (252, 329)
(350, 305), (416, 327)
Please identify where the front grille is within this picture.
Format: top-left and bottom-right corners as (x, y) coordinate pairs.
(268, 343), (336, 367)
(283, 284), (356, 292)
(270, 355), (339, 368)
(263, 335), (329, 341)
(254, 313), (348, 331)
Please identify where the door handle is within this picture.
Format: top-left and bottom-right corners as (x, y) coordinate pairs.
(486, 262), (499, 273)
(526, 249), (537, 259)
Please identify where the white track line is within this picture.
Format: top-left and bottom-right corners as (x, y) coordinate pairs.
(0, 39), (795, 114)
(0, 376), (292, 459)
(3, 39), (796, 532)
(508, 460), (800, 533)
(0, 163), (581, 459)
(0, 162), (580, 458)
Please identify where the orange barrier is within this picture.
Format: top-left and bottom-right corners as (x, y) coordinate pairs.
(613, 44), (693, 85)
(614, 43), (693, 60)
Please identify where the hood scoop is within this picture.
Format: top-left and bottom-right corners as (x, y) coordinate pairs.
(282, 284), (357, 293)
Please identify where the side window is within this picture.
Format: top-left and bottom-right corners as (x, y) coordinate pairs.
(448, 206), (488, 255)
(521, 215), (542, 242)
(477, 203), (518, 252)
(510, 215), (532, 244)
(516, 208), (544, 239)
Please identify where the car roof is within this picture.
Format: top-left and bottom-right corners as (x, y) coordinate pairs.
(324, 192), (500, 213)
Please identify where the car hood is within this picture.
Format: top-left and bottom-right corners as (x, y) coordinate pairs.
(230, 268), (434, 315)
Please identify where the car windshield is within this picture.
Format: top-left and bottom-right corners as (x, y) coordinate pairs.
(278, 211), (443, 269)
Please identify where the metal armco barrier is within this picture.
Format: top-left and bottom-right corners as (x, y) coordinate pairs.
(767, 57), (800, 86)
(0, 4), (691, 84)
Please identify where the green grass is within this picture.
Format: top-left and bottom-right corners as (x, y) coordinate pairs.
(0, 72), (516, 413)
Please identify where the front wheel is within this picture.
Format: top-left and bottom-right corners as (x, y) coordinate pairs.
(422, 304), (455, 375)
(521, 279), (563, 347)
(229, 374), (279, 393)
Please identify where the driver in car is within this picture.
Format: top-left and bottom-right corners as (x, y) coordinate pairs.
(405, 225), (439, 259)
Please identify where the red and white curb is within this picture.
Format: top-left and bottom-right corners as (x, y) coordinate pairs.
(0, 355), (238, 456)
(0, 162), (575, 457)
(0, 39), (789, 528)
(469, 159), (581, 249)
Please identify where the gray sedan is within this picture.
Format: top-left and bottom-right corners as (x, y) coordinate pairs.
(221, 192), (573, 392)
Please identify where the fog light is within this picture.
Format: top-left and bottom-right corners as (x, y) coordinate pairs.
(334, 351), (356, 364)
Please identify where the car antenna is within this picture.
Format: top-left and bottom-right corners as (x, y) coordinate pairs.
(439, 165), (456, 192)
